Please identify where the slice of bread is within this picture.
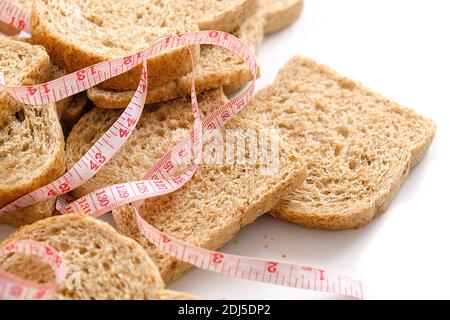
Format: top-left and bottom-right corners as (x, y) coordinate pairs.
(0, 0), (32, 35)
(0, 95), (65, 227)
(260, 0), (304, 34)
(87, 13), (265, 109)
(0, 39), (52, 125)
(65, 89), (307, 283)
(237, 56), (436, 230)
(31, 0), (198, 90)
(0, 214), (196, 299)
(31, 0), (256, 91)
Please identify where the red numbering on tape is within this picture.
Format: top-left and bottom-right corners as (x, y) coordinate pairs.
(0, 0), (31, 33)
(134, 210), (364, 299)
(0, 0), (362, 299)
(267, 262), (278, 274)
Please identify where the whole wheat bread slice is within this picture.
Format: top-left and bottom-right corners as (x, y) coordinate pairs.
(31, 0), (256, 90)
(0, 39), (52, 125)
(237, 56), (436, 230)
(0, 102), (65, 226)
(0, 214), (196, 299)
(260, 0), (304, 34)
(0, 99), (65, 226)
(65, 89), (307, 283)
(31, 0), (198, 90)
(87, 13), (265, 109)
(0, 39), (65, 227)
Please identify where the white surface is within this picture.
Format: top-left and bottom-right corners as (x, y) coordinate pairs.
(1, 0), (450, 300)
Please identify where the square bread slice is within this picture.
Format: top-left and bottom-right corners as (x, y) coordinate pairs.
(86, 13), (265, 109)
(65, 89), (307, 283)
(31, 0), (257, 91)
(0, 214), (196, 300)
(237, 56), (436, 230)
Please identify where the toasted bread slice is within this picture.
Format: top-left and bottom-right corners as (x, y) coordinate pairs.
(260, 0), (304, 34)
(31, 0), (198, 90)
(0, 39), (52, 125)
(31, 0), (257, 90)
(237, 56), (436, 230)
(0, 100), (65, 226)
(65, 89), (307, 283)
(87, 13), (264, 109)
(0, 214), (196, 299)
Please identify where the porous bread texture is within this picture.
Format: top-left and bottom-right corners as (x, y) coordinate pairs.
(65, 89), (307, 283)
(237, 56), (436, 230)
(87, 13), (265, 109)
(31, 0), (198, 90)
(0, 214), (196, 299)
(0, 0), (32, 35)
(259, 0), (304, 34)
(163, 0), (257, 32)
(0, 39), (52, 125)
(0, 99), (65, 226)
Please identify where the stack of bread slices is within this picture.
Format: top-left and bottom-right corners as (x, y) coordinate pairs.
(0, 0), (436, 300)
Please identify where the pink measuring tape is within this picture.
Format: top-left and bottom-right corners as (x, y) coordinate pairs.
(0, 1), (363, 300)
(0, 241), (66, 299)
(0, 0), (31, 33)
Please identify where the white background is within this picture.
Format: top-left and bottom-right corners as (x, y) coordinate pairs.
(1, 0), (450, 299)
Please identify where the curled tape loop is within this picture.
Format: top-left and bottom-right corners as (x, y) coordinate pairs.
(0, 240), (66, 300)
(0, 1), (362, 299)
